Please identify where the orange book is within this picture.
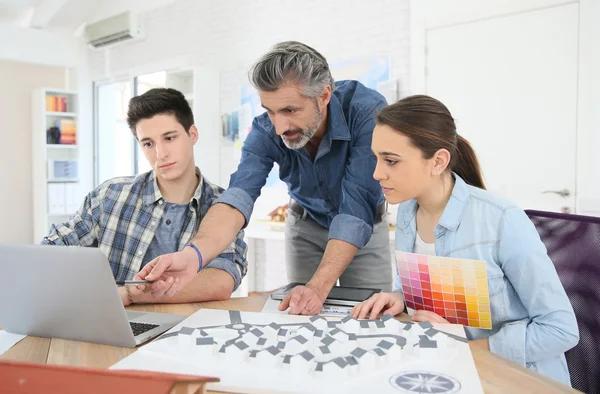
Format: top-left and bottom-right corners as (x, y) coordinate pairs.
(59, 119), (77, 144)
(0, 360), (219, 394)
(46, 96), (56, 112)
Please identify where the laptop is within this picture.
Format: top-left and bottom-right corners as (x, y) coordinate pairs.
(0, 243), (185, 348)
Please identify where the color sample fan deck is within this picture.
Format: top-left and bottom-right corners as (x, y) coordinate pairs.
(396, 251), (492, 329)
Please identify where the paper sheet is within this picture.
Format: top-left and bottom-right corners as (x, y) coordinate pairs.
(0, 330), (26, 355)
(111, 309), (483, 394)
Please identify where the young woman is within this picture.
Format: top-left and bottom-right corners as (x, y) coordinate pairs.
(351, 95), (578, 386)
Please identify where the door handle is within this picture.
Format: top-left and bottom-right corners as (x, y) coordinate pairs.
(542, 189), (570, 198)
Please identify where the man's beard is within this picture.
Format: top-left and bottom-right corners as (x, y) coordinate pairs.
(281, 105), (322, 150)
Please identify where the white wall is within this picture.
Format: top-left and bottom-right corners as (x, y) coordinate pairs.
(84, 0), (176, 25)
(576, 0), (600, 216)
(0, 23), (82, 67)
(0, 22), (95, 243)
(415, 0), (573, 28)
(410, 0), (600, 215)
(0, 60), (67, 243)
(410, 0), (576, 97)
(86, 0), (411, 186)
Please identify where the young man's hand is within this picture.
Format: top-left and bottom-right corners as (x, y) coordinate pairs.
(118, 286), (142, 306)
(118, 287), (132, 306)
(135, 247), (199, 298)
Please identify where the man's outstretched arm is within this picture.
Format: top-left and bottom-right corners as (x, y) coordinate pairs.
(121, 268), (234, 305)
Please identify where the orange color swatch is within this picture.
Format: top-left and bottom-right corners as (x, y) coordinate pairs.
(397, 251), (492, 329)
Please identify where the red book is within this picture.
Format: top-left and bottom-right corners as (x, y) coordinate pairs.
(0, 360), (219, 394)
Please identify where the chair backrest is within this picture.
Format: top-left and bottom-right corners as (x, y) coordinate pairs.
(526, 210), (600, 394)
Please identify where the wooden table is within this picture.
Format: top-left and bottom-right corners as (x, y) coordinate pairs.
(2, 295), (579, 393)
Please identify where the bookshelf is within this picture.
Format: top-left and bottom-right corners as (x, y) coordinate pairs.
(32, 88), (81, 243)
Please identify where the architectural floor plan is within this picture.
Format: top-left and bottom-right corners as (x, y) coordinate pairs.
(111, 309), (483, 393)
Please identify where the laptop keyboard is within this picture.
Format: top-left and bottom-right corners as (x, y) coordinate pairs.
(130, 322), (159, 336)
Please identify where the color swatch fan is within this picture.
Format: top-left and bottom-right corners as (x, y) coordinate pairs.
(396, 251), (492, 329)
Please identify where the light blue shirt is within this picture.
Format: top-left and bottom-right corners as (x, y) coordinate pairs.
(393, 173), (578, 386)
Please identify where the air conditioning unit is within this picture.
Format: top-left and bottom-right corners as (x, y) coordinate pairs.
(84, 11), (144, 49)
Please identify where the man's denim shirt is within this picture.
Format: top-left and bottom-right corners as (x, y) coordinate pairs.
(217, 80), (387, 248)
(393, 174), (579, 386)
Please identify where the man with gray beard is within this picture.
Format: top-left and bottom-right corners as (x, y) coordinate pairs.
(137, 41), (392, 316)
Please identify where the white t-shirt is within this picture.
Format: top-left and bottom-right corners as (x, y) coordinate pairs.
(413, 232), (436, 256)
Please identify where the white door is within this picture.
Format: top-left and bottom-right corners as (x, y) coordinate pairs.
(424, 4), (578, 212)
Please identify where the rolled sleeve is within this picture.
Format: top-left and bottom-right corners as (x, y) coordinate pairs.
(206, 257), (242, 290)
(215, 187), (255, 227)
(329, 213), (373, 248)
(205, 229), (248, 291)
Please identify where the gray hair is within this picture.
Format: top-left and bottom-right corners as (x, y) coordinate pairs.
(249, 41), (335, 98)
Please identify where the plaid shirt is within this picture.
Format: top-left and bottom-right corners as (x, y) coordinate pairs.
(41, 168), (248, 290)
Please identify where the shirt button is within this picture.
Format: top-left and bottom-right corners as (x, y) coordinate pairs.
(159, 200), (164, 205)
(151, 221), (157, 226)
(137, 250), (142, 256)
(440, 239), (444, 243)
(318, 181), (324, 186)
(166, 219), (172, 225)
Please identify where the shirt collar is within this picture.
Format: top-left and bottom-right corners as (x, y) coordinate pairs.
(325, 94), (352, 142)
(437, 173), (470, 231)
(398, 172), (470, 232)
(143, 167), (203, 207)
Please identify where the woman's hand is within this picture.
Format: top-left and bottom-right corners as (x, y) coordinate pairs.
(411, 310), (450, 324)
(351, 292), (405, 320)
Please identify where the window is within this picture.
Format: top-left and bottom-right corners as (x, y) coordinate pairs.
(95, 80), (135, 185)
(94, 72), (170, 186)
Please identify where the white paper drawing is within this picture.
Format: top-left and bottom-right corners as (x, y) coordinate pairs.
(111, 310), (483, 394)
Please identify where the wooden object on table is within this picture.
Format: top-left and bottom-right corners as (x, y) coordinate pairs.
(0, 359), (218, 394)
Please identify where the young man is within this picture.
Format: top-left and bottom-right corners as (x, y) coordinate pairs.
(137, 41), (393, 316)
(42, 88), (247, 306)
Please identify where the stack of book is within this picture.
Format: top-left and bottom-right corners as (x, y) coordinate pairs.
(46, 95), (69, 112)
(57, 119), (77, 144)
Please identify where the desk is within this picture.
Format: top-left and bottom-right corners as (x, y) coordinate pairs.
(2, 295), (579, 394)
